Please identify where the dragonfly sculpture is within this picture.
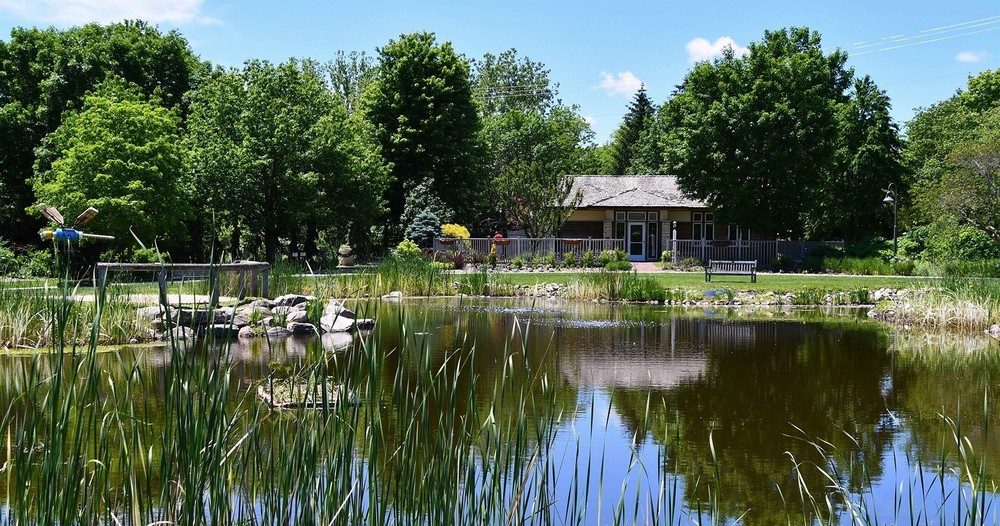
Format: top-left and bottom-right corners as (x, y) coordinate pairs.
(37, 203), (115, 242)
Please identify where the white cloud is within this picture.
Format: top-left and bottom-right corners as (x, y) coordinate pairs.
(598, 71), (642, 97)
(956, 50), (989, 63)
(0, 0), (218, 25)
(685, 36), (748, 63)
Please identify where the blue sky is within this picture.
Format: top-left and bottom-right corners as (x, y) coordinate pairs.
(1, 0), (997, 142)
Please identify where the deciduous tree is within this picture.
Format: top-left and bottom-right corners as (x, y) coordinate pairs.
(363, 32), (484, 237)
(31, 78), (190, 249)
(662, 27), (858, 236)
(0, 21), (203, 245)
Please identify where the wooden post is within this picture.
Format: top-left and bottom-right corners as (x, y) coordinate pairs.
(158, 268), (168, 306)
(237, 269), (247, 300)
(209, 265), (220, 308)
(250, 270), (259, 297)
(261, 267), (269, 298)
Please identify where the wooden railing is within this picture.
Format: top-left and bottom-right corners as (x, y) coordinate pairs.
(95, 261), (270, 306)
(432, 238), (625, 262)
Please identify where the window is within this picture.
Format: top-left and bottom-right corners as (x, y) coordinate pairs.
(693, 212), (702, 222)
(615, 222), (625, 239)
(705, 213), (714, 222)
(692, 223), (702, 240)
(627, 212), (645, 221)
(647, 211), (659, 221)
(615, 211), (626, 221)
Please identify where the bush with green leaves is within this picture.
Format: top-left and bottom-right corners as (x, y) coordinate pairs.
(563, 251), (577, 268)
(771, 253), (794, 272)
(543, 252), (557, 267)
(394, 239), (423, 260)
(582, 249), (594, 268)
(598, 250), (613, 267)
(605, 259), (633, 271)
(511, 256), (523, 269)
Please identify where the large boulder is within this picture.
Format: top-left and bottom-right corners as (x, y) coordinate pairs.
(323, 299), (355, 319)
(159, 326), (194, 342)
(265, 326), (291, 338)
(321, 314), (375, 332)
(250, 298), (276, 309)
(238, 326), (257, 339)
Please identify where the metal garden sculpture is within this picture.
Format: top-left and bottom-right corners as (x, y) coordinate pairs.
(37, 203), (115, 242)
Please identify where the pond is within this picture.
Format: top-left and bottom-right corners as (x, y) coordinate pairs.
(2, 297), (998, 524)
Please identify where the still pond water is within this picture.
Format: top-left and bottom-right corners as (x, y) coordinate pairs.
(6, 297), (1000, 524)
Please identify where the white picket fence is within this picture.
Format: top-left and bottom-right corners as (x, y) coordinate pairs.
(671, 240), (844, 266)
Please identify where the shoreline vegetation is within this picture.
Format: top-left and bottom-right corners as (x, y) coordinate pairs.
(1, 258), (998, 349)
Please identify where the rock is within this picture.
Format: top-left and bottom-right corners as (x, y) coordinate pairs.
(271, 305), (296, 316)
(286, 322), (317, 335)
(250, 298), (276, 309)
(237, 305), (272, 318)
(285, 310), (310, 324)
(273, 294), (316, 307)
(323, 299), (355, 319)
(320, 314), (355, 332)
(989, 324), (1000, 339)
(238, 326), (257, 339)
(381, 291), (403, 301)
(354, 318), (375, 330)
(208, 324), (240, 339)
(160, 326), (194, 342)
(137, 305), (168, 320)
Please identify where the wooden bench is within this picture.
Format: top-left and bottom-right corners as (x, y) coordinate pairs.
(705, 260), (757, 283)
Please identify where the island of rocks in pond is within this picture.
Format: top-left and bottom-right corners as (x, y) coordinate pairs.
(137, 293), (384, 341)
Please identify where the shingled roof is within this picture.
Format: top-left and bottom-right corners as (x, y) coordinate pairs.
(568, 175), (705, 209)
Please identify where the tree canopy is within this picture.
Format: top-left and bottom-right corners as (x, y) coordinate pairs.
(0, 21), (203, 245)
(187, 59), (388, 261)
(661, 27), (903, 238)
(31, 78), (190, 248)
(906, 69), (1000, 250)
(363, 32), (484, 239)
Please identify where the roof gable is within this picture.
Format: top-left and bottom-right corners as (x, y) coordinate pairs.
(569, 175), (705, 209)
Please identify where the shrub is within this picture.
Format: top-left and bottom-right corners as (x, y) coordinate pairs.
(598, 250), (613, 267)
(543, 251), (557, 267)
(678, 257), (699, 270)
(582, 249), (594, 268)
(405, 209), (441, 247)
(487, 244), (497, 268)
(605, 259), (632, 271)
(771, 253), (793, 272)
(511, 256), (523, 269)
(660, 250), (673, 265)
(440, 223), (470, 239)
(563, 251), (577, 268)
(394, 239), (423, 260)
(451, 251), (465, 270)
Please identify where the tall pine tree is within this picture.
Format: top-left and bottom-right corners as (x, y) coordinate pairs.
(609, 86), (656, 174)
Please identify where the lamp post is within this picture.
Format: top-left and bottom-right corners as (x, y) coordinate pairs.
(882, 183), (897, 259)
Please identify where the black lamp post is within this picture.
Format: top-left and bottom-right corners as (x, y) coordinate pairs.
(882, 183), (897, 258)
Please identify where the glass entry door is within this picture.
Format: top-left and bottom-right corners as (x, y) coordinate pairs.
(628, 223), (645, 261)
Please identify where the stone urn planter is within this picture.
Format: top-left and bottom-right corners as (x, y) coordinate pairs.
(338, 244), (354, 266)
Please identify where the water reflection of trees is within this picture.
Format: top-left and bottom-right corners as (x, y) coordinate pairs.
(601, 319), (895, 524)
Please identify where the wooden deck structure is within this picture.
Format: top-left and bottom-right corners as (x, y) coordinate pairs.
(95, 261), (270, 306)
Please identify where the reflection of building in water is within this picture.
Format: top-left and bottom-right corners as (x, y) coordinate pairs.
(556, 317), (764, 389)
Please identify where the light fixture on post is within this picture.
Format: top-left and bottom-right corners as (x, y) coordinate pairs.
(882, 183), (897, 259)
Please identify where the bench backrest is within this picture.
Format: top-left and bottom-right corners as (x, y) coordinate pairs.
(709, 260), (756, 271)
